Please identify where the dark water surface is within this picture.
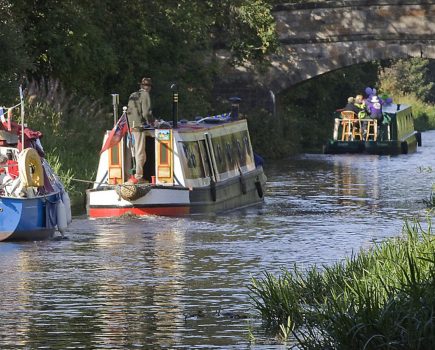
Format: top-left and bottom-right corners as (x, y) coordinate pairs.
(1, 131), (434, 349)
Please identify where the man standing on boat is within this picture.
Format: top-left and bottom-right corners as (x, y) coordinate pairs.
(127, 77), (153, 184)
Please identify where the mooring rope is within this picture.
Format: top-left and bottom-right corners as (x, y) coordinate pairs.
(0, 102), (21, 113)
(71, 177), (151, 189)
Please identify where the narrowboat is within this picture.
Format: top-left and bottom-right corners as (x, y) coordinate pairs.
(0, 90), (72, 241)
(323, 103), (422, 155)
(86, 96), (267, 218)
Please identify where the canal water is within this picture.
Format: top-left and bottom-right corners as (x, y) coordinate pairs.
(1, 131), (434, 349)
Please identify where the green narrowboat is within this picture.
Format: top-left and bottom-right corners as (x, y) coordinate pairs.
(323, 104), (421, 155)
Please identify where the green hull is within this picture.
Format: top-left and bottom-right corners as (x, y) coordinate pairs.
(323, 140), (364, 154)
(324, 132), (419, 155)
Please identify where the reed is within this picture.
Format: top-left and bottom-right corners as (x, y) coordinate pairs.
(23, 79), (111, 203)
(395, 94), (435, 131)
(423, 192), (435, 209)
(249, 217), (435, 349)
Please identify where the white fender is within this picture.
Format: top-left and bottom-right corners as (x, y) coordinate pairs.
(61, 190), (72, 225)
(56, 199), (68, 234)
(1, 174), (13, 187)
(10, 177), (22, 197)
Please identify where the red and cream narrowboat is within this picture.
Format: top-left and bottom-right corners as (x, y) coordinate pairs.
(86, 96), (266, 218)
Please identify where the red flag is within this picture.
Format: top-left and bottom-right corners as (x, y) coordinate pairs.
(100, 113), (129, 154)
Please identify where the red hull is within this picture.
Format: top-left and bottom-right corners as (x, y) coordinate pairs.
(88, 206), (190, 218)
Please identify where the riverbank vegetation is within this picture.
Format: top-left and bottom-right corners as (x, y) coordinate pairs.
(249, 217), (435, 349)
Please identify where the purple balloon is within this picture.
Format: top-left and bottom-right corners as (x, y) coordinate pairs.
(385, 97), (393, 104)
(365, 87), (373, 96)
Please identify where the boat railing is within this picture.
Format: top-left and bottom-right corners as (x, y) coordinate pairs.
(333, 118), (391, 142)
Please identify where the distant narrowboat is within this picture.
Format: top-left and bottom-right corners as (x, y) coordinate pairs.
(323, 103), (421, 155)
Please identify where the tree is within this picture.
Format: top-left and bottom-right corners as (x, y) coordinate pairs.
(7, 0), (277, 112)
(0, 0), (31, 103)
(378, 58), (434, 102)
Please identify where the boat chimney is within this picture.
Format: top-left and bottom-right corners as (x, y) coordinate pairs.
(229, 97), (241, 120)
(171, 83), (178, 129)
(111, 94), (119, 125)
(397, 104), (401, 111)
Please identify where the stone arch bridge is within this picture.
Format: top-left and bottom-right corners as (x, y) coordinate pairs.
(219, 0), (435, 105)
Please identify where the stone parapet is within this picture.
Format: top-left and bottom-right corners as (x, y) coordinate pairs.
(215, 1), (435, 106)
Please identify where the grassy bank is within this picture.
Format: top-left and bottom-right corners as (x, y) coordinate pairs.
(395, 94), (435, 131)
(249, 217), (435, 349)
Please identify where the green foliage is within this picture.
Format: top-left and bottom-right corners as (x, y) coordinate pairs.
(6, 0), (277, 111)
(249, 218), (435, 349)
(214, 0), (279, 64)
(378, 58), (434, 102)
(390, 93), (435, 131)
(0, 1), (32, 103)
(44, 151), (75, 194)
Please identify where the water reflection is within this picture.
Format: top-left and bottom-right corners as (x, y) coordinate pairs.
(0, 131), (434, 349)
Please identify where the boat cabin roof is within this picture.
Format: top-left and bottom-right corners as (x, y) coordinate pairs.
(175, 116), (245, 133)
(383, 103), (411, 114)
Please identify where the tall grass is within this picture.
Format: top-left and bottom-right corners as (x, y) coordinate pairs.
(395, 94), (435, 131)
(23, 79), (112, 204)
(249, 218), (435, 349)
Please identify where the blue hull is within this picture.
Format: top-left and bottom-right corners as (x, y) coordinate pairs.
(0, 193), (59, 241)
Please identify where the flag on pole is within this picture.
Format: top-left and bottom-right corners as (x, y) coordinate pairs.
(0, 107), (5, 128)
(0, 108), (12, 131)
(7, 108), (12, 131)
(100, 112), (129, 154)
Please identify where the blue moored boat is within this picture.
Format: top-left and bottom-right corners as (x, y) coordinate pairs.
(0, 90), (71, 242)
(0, 193), (60, 241)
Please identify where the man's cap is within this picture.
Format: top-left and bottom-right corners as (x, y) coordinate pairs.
(140, 77), (152, 86)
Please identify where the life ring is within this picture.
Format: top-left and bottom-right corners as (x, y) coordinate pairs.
(18, 148), (44, 187)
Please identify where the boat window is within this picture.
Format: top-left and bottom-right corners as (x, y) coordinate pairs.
(179, 141), (205, 179)
(243, 135), (253, 163)
(216, 144), (223, 164)
(110, 144), (120, 165)
(236, 139), (245, 163)
(198, 140), (211, 178)
(226, 143), (233, 164)
(160, 142), (169, 165)
(243, 136), (249, 154)
(213, 138), (230, 174)
(183, 145), (196, 168)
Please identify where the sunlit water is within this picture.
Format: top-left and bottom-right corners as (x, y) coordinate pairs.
(1, 131), (434, 349)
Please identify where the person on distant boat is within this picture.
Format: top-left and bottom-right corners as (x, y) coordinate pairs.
(342, 97), (360, 115)
(354, 95), (367, 119)
(127, 77), (153, 184)
(367, 95), (383, 122)
(354, 94), (368, 135)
